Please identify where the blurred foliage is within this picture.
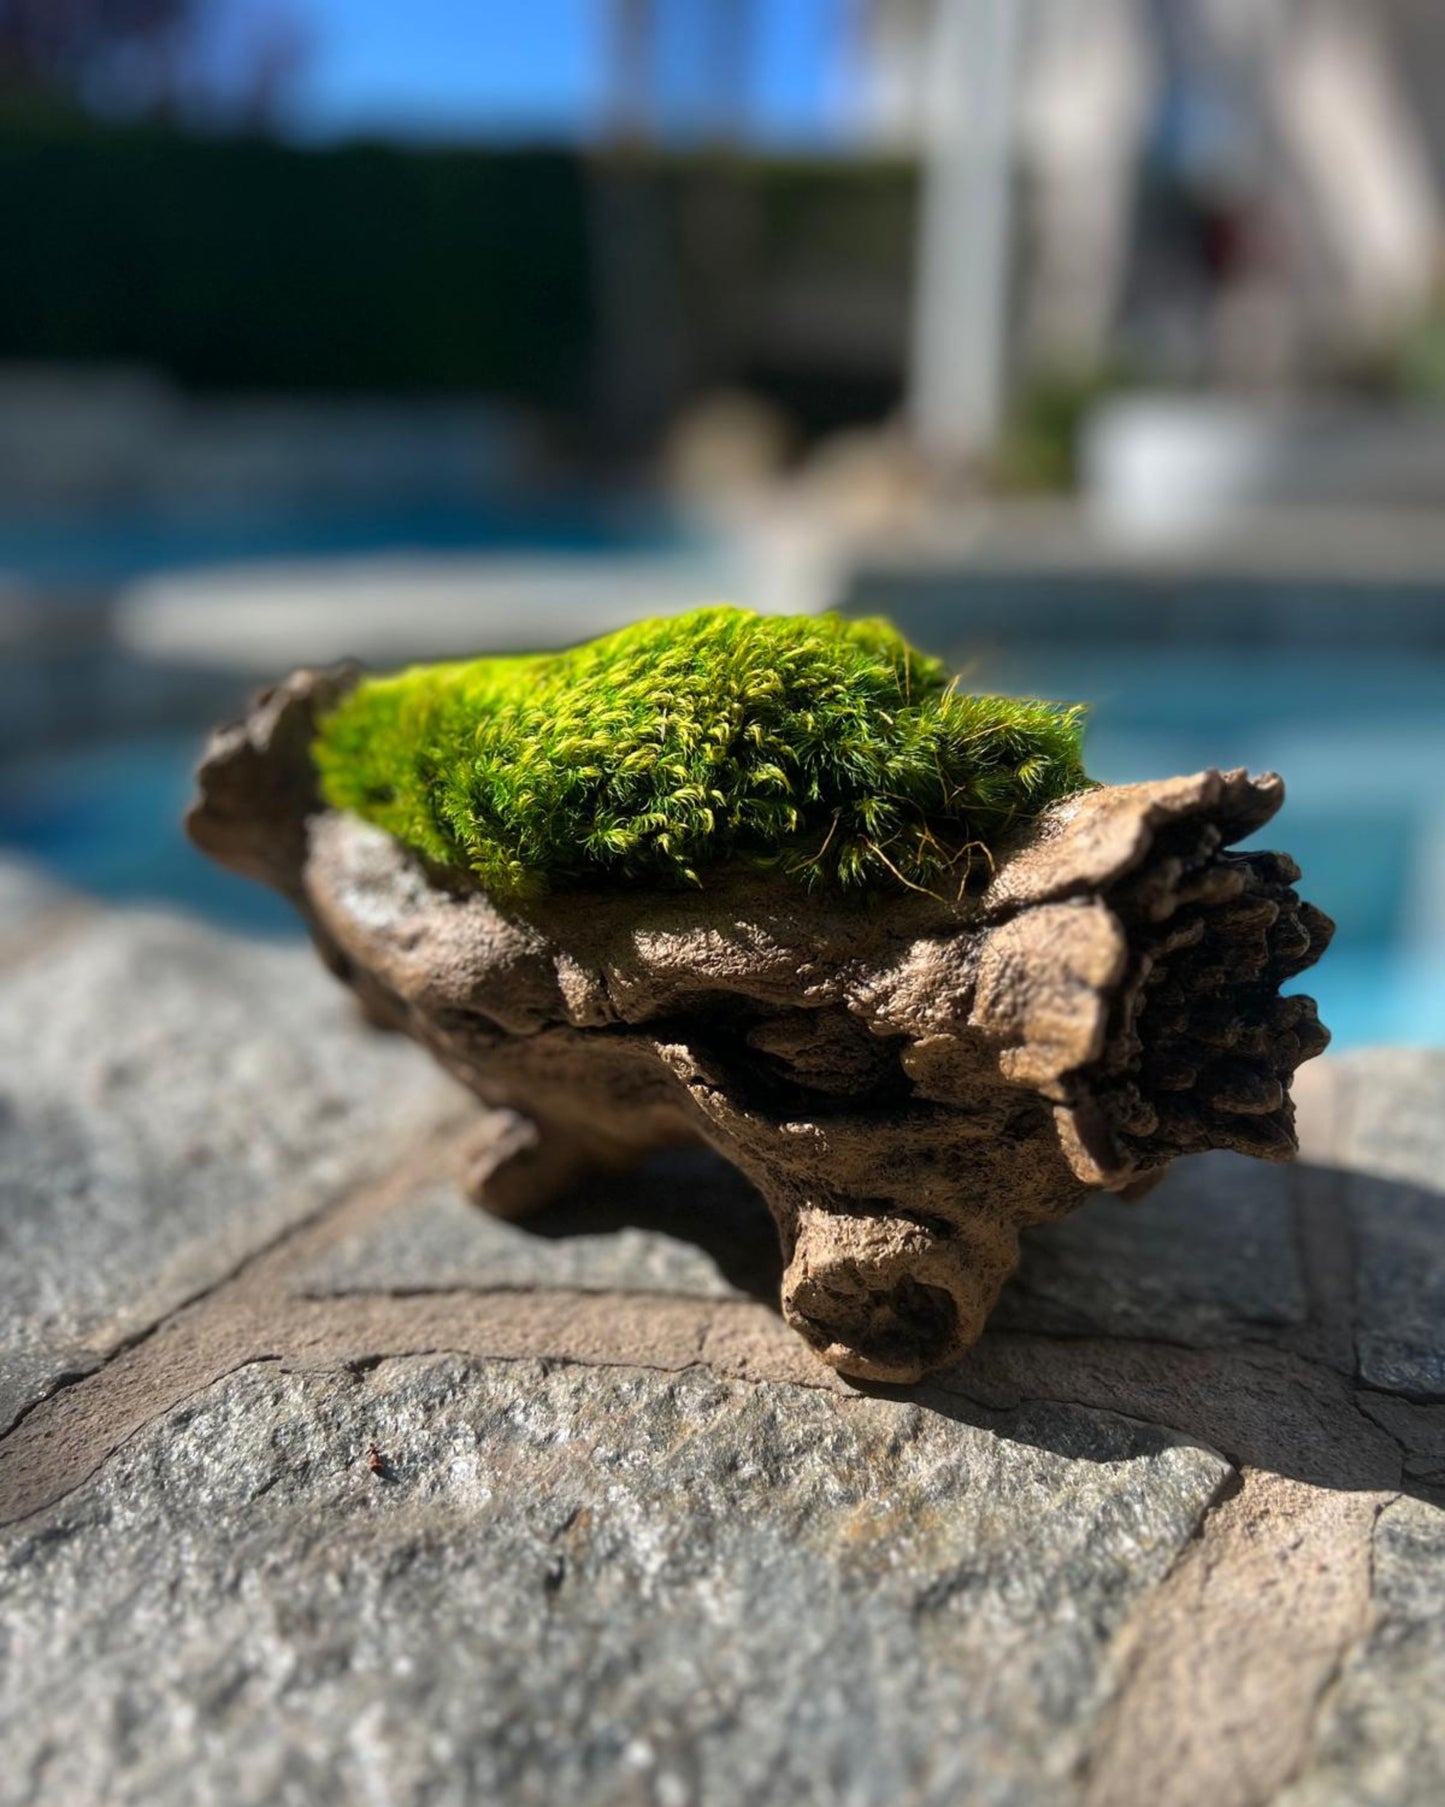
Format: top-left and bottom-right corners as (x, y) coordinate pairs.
(1390, 297), (1445, 402)
(644, 150), (917, 436)
(0, 0), (196, 104)
(731, 153), (917, 275)
(0, 114), (593, 404)
(990, 365), (1133, 495)
(0, 0), (305, 125)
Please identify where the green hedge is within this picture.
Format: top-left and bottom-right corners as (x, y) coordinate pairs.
(0, 119), (918, 424)
(0, 118), (594, 406)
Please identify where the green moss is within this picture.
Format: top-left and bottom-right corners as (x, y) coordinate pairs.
(312, 606), (1086, 898)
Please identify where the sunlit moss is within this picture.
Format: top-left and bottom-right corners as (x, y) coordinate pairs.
(313, 605), (1086, 898)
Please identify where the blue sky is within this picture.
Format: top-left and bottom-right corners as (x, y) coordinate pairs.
(275, 0), (851, 146)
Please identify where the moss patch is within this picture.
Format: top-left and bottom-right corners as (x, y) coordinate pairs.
(313, 606), (1086, 897)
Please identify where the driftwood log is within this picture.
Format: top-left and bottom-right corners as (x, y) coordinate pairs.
(189, 666), (1333, 1384)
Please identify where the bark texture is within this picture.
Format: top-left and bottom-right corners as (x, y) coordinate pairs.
(188, 666), (1332, 1382)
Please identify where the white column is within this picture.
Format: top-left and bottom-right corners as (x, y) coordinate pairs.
(908, 0), (1022, 461)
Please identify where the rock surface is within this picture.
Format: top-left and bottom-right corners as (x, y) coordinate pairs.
(1327, 1050), (1445, 1395)
(0, 870), (1441, 1807)
(0, 877), (465, 1434)
(0, 1359), (1228, 1807)
(1279, 1493), (1445, 1807)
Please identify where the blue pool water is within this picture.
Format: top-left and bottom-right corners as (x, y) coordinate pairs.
(0, 495), (689, 587)
(1, 634), (1441, 1050)
(0, 736), (301, 939)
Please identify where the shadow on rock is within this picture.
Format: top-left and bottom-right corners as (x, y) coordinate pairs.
(519, 1144), (1443, 1502)
(515, 1146), (785, 1307)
